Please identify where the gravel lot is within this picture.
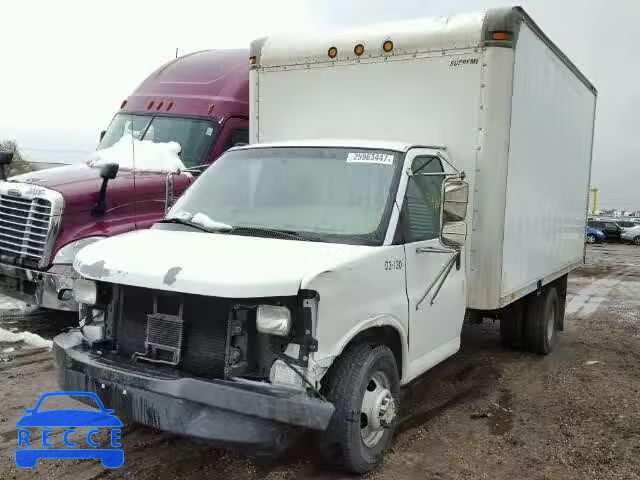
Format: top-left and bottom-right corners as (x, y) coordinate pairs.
(1, 243), (639, 479)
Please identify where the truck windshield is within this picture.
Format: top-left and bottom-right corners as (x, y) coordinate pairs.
(166, 147), (402, 245)
(98, 113), (218, 168)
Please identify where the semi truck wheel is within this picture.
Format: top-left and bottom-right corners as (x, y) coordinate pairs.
(525, 286), (560, 355)
(319, 343), (399, 474)
(500, 299), (525, 349)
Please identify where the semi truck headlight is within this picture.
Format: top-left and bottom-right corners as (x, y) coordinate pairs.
(74, 279), (98, 305)
(256, 305), (291, 336)
(53, 236), (106, 265)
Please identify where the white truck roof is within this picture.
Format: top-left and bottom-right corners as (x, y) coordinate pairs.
(251, 6), (595, 94)
(232, 139), (439, 153)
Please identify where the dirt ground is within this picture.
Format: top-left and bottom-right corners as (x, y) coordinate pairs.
(0, 243), (638, 479)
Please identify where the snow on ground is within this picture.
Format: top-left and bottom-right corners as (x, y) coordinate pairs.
(87, 134), (185, 172)
(0, 296), (28, 311)
(0, 327), (52, 349)
(0, 294), (53, 351)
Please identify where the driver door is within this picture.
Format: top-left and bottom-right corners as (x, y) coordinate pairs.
(398, 149), (467, 379)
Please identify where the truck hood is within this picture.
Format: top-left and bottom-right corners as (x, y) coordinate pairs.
(74, 229), (376, 298)
(10, 164), (172, 214)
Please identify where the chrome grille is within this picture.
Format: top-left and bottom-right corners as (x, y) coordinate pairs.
(0, 193), (53, 267)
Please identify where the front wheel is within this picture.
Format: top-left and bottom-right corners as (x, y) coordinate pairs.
(633, 236), (640, 246)
(319, 343), (400, 474)
(586, 234), (596, 244)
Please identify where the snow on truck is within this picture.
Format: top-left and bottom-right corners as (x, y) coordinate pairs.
(0, 50), (248, 313)
(54, 7), (595, 473)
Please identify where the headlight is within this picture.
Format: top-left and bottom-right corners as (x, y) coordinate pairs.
(53, 236), (106, 265)
(256, 305), (291, 336)
(74, 278), (98, 305)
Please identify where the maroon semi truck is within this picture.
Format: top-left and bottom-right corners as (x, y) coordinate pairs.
(0, 49), (248, 312)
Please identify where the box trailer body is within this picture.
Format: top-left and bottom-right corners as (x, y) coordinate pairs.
(250, 6), (596, 310)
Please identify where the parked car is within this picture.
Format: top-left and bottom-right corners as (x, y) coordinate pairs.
(621, 225), (640, 245)
(616, 220), (637, 229)
(586, 227), (605, 243)
(588, 220), (622, 241)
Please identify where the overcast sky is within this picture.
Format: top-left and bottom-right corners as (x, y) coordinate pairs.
(1, 0), (638, 210)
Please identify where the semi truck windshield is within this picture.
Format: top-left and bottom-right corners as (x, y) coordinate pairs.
(98, 114), (218, 168)
(166, 147), (402, 245)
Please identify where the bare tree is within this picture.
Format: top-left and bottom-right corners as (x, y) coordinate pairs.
(0, 140), (32, 177)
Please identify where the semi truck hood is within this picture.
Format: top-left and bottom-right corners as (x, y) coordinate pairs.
(74, 229), (376, 298)
(10, 164), (176, 214)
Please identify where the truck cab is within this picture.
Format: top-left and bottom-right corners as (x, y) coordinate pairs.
(0, 49), (248, 312)
(54, 140), (469, 468)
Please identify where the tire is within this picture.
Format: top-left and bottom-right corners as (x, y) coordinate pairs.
(634, 236), (640, 246)
(586, 234), (596, 244)
(525, 287), (560, 355)
(500, 299), (525, 349)
(319, 343), (400, 474)
(555, 275), (568, 332)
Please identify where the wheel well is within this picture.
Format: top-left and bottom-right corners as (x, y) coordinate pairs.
(347, 326), (403, 378)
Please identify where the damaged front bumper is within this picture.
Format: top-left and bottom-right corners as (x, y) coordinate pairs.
(53, 331), (335, 450)
(0, 263), (78, 311)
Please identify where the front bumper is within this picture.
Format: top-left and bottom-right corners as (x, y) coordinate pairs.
(0, 263), (78, 311)
(53, 331), (335, 450)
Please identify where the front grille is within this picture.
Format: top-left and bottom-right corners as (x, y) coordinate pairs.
(0, 193), (53, 268)
(116, 286), (230, 379)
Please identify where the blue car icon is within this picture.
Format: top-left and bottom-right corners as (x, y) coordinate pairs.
(16, 391), (124, 468)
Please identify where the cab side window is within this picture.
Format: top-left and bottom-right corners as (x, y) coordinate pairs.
(225, 128), (249, 150)
(404, 156), (444, 242)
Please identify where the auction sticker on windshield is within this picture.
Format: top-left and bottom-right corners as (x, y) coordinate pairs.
(346, 152), (394, 165)
(15, 391), (124, 469)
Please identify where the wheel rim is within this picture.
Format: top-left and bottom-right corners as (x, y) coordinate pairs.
(586, 235), (595, 244)
(360, 371), (396, 448)
(546, 298), (556, 343)
(634, 236), (640, 245)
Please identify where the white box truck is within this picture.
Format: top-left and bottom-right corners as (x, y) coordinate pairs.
(54, 6), (596, 473)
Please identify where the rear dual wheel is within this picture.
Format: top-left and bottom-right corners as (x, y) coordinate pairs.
(525, 286), (560, 355)
(500, 282), (563, 355)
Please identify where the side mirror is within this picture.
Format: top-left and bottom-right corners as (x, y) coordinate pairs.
(99, 130), (106, 142)
(0, 151), (14, 166)
(442, 180), (469, 222)
(441, 221), (467, 248)
(92, 163), (119, 217)
(99, 163), (119, 180)
(441, 180), (469, 248)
